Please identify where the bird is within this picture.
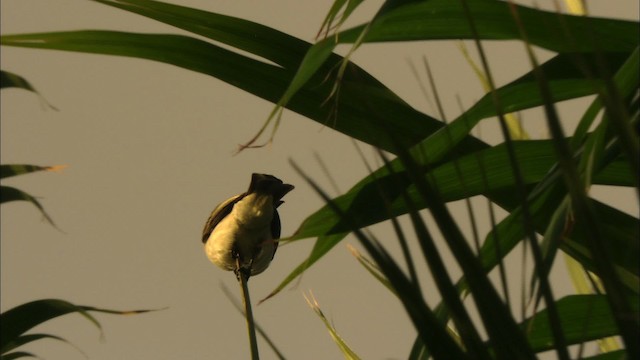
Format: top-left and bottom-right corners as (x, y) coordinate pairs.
(202, 173), (294, 280)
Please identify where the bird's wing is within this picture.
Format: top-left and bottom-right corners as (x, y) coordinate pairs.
(201, 193), (244, 243)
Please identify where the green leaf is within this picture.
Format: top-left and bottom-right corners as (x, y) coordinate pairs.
(89, 0), (309, 69)
(262, 233), (346, 302)
(292, 160), (468, 359)
(270, 49), (634, 297)
(0, 29), (447, 153)
(0, 186), (55, 226)
(1, 70), (56, 109)
(0, 164), (66, 180)
(1, 2), (630, 158)
(1, 71), (38, 92)
(269, 0), (634, 128)
(278, 47), (635, 293)
(1, 351), (37, 360)
(269, 138), (636, 299)
(337, 0), (638, 52)
(317, 0), (365, 39)
(304, 292), (362, 360)
(523, 295), (640, 351)
(2, 333), (70, 356)
(290, 140), (633, 240)
(601, 47), (640, 185)
(347, 244), (396, 296)
(391, 129), (534, 358)
(0, 299), (155, 353)
(72, 0), (451, 150)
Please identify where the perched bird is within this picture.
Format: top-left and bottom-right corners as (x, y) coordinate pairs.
(202, 173), (294, 280)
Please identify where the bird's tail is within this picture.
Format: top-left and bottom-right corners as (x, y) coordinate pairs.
(248, 173), (294, 202)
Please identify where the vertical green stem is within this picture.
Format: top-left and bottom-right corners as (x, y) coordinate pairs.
(239, 271), (259, 360)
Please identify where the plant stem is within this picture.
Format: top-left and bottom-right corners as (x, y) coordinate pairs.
(239, 271), (259, 360)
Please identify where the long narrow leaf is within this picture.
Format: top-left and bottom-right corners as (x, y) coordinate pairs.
(304, 292), (361, 360)
(382, 157), (489, 358)
(523, 295), (640, 351)
(1, 70), (56, 109)
(269, 0), (636, 122)
(1, 351), (37, 360)
(89, 0), (308, 69)
(1, 333), (81, 357)
(1, 71), (39, 92)
(290, 140), (633, 240)
(337, 0), (638, 52)
(390, 130), (534, 358)
(269, 141), (635, 300)
(510, 5), (638, 353)
(0, 299), (155, 352)
(291, 161), (467, 359)
(0, 164), (66, 180)
(0, 186), (55, 226)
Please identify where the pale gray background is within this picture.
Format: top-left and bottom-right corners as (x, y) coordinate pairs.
(2, 1), (638, 359)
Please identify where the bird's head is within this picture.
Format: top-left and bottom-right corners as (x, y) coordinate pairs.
(233, 192), (275, 228)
